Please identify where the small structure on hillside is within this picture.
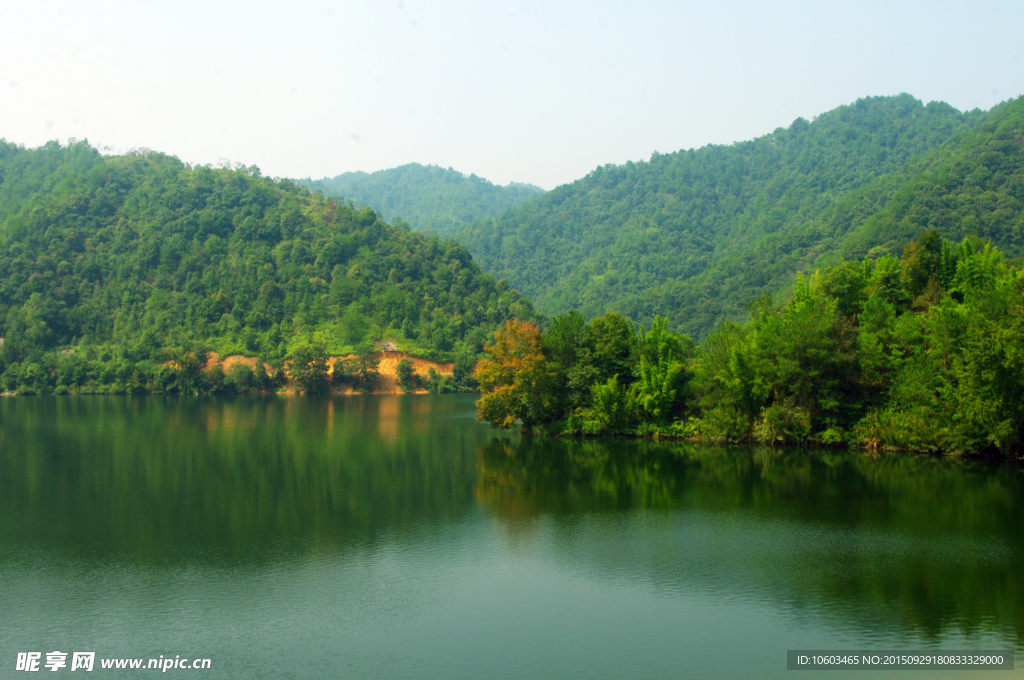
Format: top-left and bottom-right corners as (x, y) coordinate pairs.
(382, 341), (399, 352)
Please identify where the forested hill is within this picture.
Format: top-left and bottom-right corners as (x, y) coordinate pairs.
(299, 163), (544, 236)
(0, 140), (538, 377)
(826, 97), (1024, 260)
(455, 94), (992, 339)
(642, 96), (1024, 338)
(0, 140), (103, 223)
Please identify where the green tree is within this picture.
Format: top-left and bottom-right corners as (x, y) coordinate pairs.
(750, 272), (860, 441)
(576, 376), (634, 435)
(396, 358), (418, 391)
(289, 343), (330, 394)
(456, 94), (990, 340)
(690, 322), (763, 440)
(351, 343), (381, 389)
(0, 140), (541, 396)
(631, 316), (695, 429)
(169, 344), (210, 394)
(451, 348), (478, 391)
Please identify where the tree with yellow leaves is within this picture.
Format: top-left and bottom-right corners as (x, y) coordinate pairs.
(474, 319), (561, 431)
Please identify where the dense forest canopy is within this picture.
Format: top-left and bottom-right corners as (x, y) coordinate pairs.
(475, 232), (1024, 456)
(0, 139), (103, 223)
(829, 98), (1024, 258)
(298, 163), (544, 236)
(456, 94), (1017, 339)
(0, 140), (537, 394)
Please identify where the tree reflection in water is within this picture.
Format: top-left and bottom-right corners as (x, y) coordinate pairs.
(475, 435), (1024, 644)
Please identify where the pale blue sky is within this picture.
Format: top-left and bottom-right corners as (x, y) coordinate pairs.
(2, 0), (1021, 189)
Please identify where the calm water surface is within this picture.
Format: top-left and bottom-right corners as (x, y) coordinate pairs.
(0, 395), (1021, 678)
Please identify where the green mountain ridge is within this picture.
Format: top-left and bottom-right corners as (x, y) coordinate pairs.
(299, 163), (544, 236)
(456, 94), (1018, 339)
(832, 99), (1024, 258)
(3, 91), (1023, 396)
(681, 96), (1024, 334)
(0, 141), (538, 393)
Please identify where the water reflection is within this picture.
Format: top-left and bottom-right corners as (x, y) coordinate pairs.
(475, 436), (1024, 643)
(0, 396), (1020, 670)
(0, 395), (484, 561)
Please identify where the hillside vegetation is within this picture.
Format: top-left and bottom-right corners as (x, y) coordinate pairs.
(688, 96), (1024, 333)
(457, 94), (1004, 338)
(0, 141), (537, 394)
(476, 232), (1024, 456)
(300, 163), (543, 236)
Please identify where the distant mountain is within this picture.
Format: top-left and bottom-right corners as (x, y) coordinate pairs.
(299, 163), (544, 236)
(456, 94), (1000, 339)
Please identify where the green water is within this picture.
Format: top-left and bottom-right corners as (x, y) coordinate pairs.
(0, 395), (1020, 678)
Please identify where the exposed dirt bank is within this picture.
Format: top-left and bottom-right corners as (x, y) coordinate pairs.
(206, 351), (454, 395)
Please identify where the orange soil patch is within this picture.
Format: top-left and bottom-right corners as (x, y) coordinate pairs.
(342, 352), (453, 395)
(219, 354), (256, 370)
(376, 352), (453, 378)
(217, 354), (276, 374)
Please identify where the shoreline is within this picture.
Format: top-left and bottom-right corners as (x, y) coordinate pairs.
(0, 350), (458, 397)
(522, 429), (1023, 460)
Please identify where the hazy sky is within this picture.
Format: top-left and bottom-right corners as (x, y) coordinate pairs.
(2, 0), (1022, 189)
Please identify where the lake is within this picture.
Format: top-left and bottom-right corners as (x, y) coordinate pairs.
(0, 395), (1020, 678)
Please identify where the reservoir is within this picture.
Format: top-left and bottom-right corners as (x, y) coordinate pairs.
(0, 395), (1020, 678)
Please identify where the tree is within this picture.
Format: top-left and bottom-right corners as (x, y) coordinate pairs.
(226, 362), (257, 393)
(396, 358), (419, 391)
(474, 319), (561, 430)
(565, 312), (637, 412)
(0, 139), (542, 397)
(577, 376), (633, 435)
(751, 271), (859, 438)
(585, 313), (637, 386)
(901, 229), (955, 307)
(169, 344), (210, 394)
(289, 343), (330, 393)
(631, 316), (695, 428)
(451, 348), (478, 391)
(351, 342), (381, 389)
(425, 366), (449, 393)
(542, 310), (587, 411)
(690, 322), (762, 440)
(542, 311), (586, 371)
